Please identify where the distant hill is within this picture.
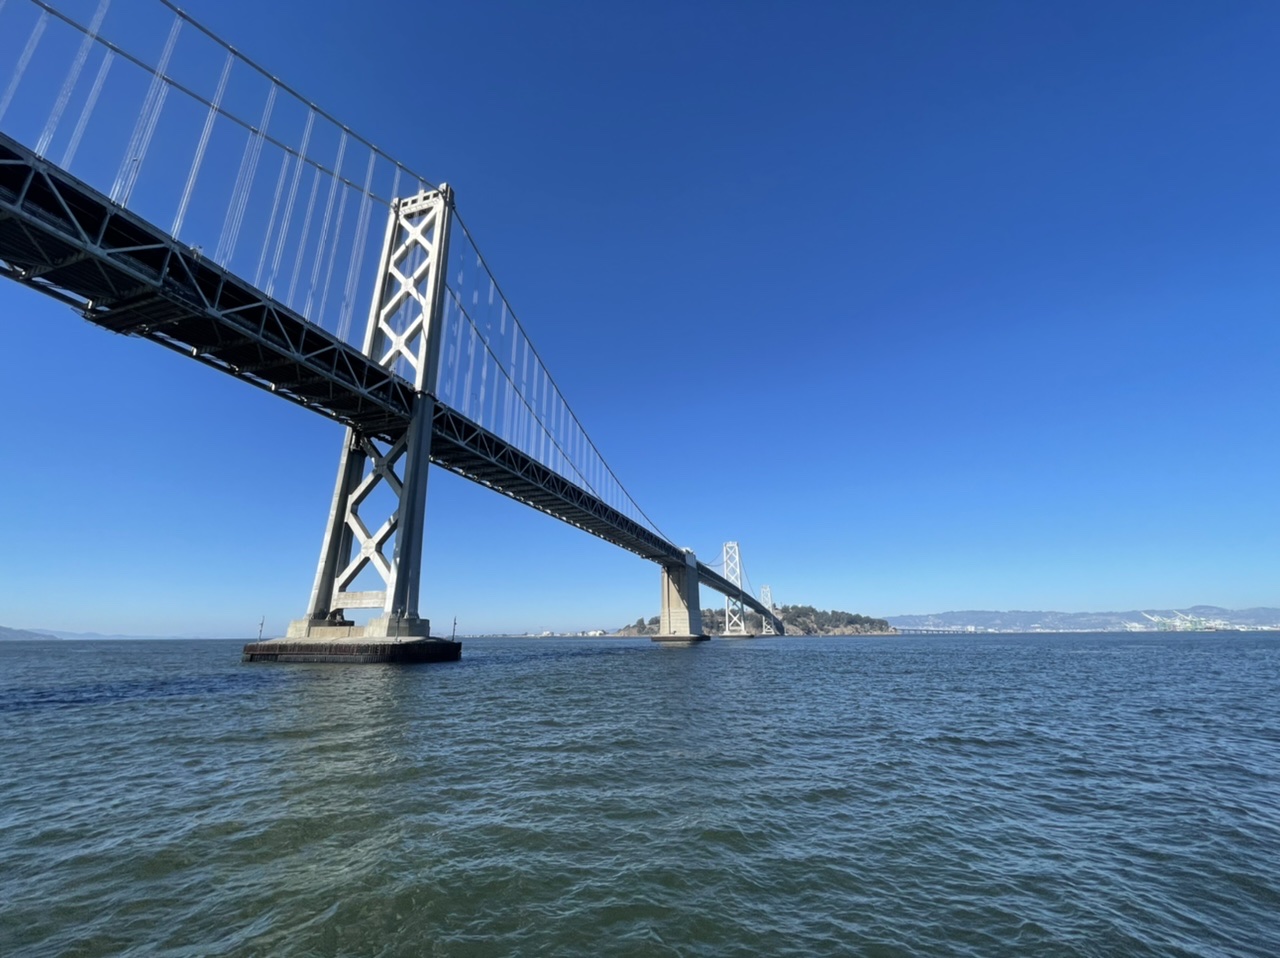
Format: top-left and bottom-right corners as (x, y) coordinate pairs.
(1, 627), (222, 641)
(0, 625), (60, 641)
(773, 605), (890, 635)
(30, 629), (182, 641)
(887, 606), (1280, 632)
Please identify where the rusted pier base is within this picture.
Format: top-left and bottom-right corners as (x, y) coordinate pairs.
(242, 638), (461, 664)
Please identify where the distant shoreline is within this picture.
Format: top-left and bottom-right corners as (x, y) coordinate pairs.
(5, 623), (1278, 643)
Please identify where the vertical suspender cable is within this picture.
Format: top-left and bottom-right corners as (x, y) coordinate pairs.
(336, 152), (377, 343)
(113, 14), (181, 205)
(505, 322), (518, 442)
(574, 431), (582, 490)
(62, 49), (111, 168)
(522, 348), (533, 456)
(36, 0), (110, 157)
(490, 303), (504, 429)
(265, 108), (314, 297)
(477, 313), (491, 424)
(454, 289), (469, 397)
(529, 364), (540, 464)
(519, 337), (530, 452)
(548, 391), (558, 471)
(463, 324), (478, 418)
(536, 367), (547, 466)
(302, 132), (348, 320)
(388, 168), (402, 213)
(0, 10), (48, 125)
(314, 185), (349, 330)
(286, 165), (322, 306)
(254, 151), (293, 287)
(354, 165), (399, 352)
(544, 372), (554, 469)
(119, 16), (183, 206)
(216, 83), (277, 265)
(463, 281), (488, 414)
(172, 50), (232, 239)
(538, 368), (547, 468)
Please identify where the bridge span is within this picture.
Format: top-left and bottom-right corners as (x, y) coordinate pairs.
(0, 0), (782, 659)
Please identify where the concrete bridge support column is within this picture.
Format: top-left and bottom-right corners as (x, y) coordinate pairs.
(654, 550), (709, 643)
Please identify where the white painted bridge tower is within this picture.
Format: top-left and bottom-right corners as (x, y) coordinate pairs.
(287, 187), (454, 644)
(722, 541), (750, 637)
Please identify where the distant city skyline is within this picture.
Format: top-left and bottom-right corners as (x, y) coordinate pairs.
(1, 0), (1277, 636)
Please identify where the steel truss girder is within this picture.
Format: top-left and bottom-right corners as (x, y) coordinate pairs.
(428, 404), (680, 564)
(0, 132), (414, 439)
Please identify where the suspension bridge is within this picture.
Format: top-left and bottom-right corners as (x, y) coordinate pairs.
(0, 0), (784, 661)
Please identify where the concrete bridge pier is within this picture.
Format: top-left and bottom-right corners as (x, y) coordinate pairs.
(653, 550), (710, 643)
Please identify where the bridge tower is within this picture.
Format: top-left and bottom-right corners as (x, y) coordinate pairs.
(760, 585), (778, 635)
(722, 541), (751, 637)
(282, 187), (459, 657)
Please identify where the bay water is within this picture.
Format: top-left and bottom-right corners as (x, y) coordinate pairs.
(2, 633), (1277, 956)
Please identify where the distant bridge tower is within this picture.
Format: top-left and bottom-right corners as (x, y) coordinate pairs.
(760, 585), (778, 635)
(722, 541), (750, 636)
(287, 187), (455, 645)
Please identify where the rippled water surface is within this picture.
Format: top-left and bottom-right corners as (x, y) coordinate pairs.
(2, 634), (1278, 956)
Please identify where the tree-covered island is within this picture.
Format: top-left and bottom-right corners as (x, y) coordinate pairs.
(617, 605), (890, 636)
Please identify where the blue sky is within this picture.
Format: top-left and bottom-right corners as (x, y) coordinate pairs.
(1, 0), (1277, 636)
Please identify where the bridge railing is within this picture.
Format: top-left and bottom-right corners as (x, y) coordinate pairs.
(0, 0), (424, 345)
